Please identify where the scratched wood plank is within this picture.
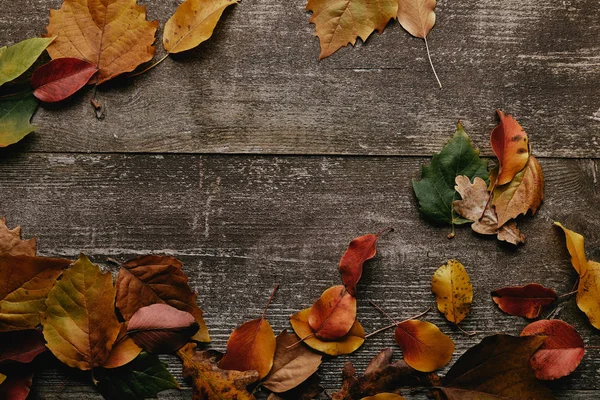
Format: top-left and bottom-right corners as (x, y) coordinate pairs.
(1, 153), (599, 398)
(0, 0), (598, 156)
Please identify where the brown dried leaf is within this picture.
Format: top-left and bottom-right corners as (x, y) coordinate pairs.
(0, 217), (36, 256)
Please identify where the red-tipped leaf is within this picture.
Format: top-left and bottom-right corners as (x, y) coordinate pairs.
(31, 58), (98, 102)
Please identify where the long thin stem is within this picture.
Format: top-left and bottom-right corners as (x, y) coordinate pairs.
(558, 290), (578, 299)
(130, 53), (169, 78)
(0, 90), (33, 100)
(376, 227), (394, 238)
(286, 332), (315, 349)
(262, 284), (279, 319)
(424, 36), (442, 89)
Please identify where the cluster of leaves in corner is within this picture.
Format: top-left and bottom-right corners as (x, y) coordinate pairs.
(413, 111), (545, 245)
(0, 0), (238, 147)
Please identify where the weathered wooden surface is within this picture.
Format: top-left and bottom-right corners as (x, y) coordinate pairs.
(1, 0), (600, 398)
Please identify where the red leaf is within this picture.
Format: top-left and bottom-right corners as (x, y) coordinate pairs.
(0, 368), (33, 400)
(0, 330), (46, 364)
(339, 232), (384, 296)
(31, 58), (98, 102)
(520, 319), (584, 380)
(491, 283), (557, 318)
(308, 285), (356, 340)
(127, 303), (199, 353)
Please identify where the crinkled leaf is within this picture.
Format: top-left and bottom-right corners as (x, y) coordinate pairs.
(31, 58), (98, 102)
(431, 259), (472, 324)
(0, 94), (38, 148)
(394, 320), (454, 372)
(491, 283), (557, 319)
(0, 37), (54, 87)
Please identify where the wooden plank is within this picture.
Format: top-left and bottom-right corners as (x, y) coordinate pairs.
(0, 0), (598, 156)
(1, 153), (599, 398)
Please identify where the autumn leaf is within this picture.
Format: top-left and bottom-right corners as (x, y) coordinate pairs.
(397, 0), (441, 88)
(267, 373), (323, 400)
(394, 320), (454, 372)
(554, 222), (587, 276)
(0, 330), (46, 364)
(263, 330), (322, 393)
(0, 94), (38, 148)
(103, 324), (142, 369)
(0, 373), (4, 385)
(492, 155), (544, 227)
(290, 308), (364, 356)
(178, 343), (259, 400)
(116, 255), (209, 342)
(361, 394), (406, 400)
(31, 58), (98, 103)
(490, 110), (530, 186)
(491, 283), (557, 319)
(41, 254), (121, 370)
(413, 123), (488, 235)
(521, 320), (584, 380)
(164, 0), (238, 54)
(453, 176), (525, 245)
(45, 0), (158, 84)
(0, 217), (36, 256)
(96, 352), (180, 400)
(0, 37), (54, 87)
(306, 0), (398, 59)
(127, 303), (199, 354)
(437, 334), (556, 400)
(220, 287), (277, 379)
(431, 259), (472, 324)
(0, 367), (33, 400)
(0, 254), (71, 332)
(308, 285), (357, 340)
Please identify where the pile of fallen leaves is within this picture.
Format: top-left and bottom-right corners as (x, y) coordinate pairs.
(0, 213), (596, 400)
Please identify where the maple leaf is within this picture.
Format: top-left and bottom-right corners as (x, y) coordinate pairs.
(394, 320), (454, 372)
(0, 37), (54, 87)
(309, 285), (357, 340)
(290, 308), (364, 356)
(31, 58), (98, 103)
(178, 343), (259, 400)
(306, 0), (398, 59)
(0, 94), (38, 148)
(490, 110), (530, 186)
(45, 0), (158, 84)
(491, 283), (557, 319)
(115, 255), (209, 342)
(436, 334), (556, 400)
(453, 176), (525, 245)
(413, 123), (488, 235)
(520, 320), (584, 380)
(431, 260), (472, 324)
(164, 0), (238, 54)
(263, 330), (322, 393)
(0, 217), (36, 256)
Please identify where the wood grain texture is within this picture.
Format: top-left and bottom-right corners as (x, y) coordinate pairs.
(1, 153), (599, 398)
(0, 0), (598, 156)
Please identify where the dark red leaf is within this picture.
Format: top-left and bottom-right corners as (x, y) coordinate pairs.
(0, 330), (46, 364)
(339, 233), (380, 296)
(0, 367), (33, 400)
(31, 58), (98, 103)
(491, 283), (557, 318)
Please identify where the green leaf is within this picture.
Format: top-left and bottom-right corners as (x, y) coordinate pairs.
(0, 94), (38, 148)
(96, 352), (180, 400)
(413, 123), (489, 226)
(0, 37), (55, 87)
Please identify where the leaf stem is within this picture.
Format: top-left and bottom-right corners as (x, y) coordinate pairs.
(262, 284), (279, 319)
(285, 332), (315, 349)
(558, 290), (578, 299)
(456, 324), (479, 336)
(365, 306), (431, 338)
(424, 36), (442, 89)
(130, 53), (170, 78)
(376, 227), (394, 238)
(479, 180), (496, 221)
(369, 300), (397, 325)
(0, 90), (33, 100)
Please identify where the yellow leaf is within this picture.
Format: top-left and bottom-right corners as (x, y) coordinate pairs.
(45, 0), (158, 84)
(102, 324), (142, 369)
(290, 308), (364, 356)
(555, 222), (588, 276)
(306, 0), (398, 59)
(394, 319), (454, 372)
(431, 260), (473, 324)
(0, 372), (6, 385)
(577, 261), (600, 330)
(164, 0), (238, 54)
(41, 254), (121, 370)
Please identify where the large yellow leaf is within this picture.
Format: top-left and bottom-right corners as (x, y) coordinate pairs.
(555, 222), (588, 276)
(163, 0), (238, 54)
(306, 0), (398, 59)
(41, 254), (122, 370)
(431, 259), (472, 324)
(45, 0), (158, 84)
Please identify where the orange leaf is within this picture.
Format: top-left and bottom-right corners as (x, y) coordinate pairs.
(102, 324), (142, 369)
(308, 285), (356, 340)
(490, 111), (530, 186)
(45, 0), (158, 84)
(0, 217), (36, 256)
(339, 232), (385, 296)
(394, 320), (454, 372)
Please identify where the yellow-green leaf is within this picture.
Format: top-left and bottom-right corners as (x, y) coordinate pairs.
(0, 37), (54, 87)
(0, 94), (38, 148)
(431, 260), (473, 324)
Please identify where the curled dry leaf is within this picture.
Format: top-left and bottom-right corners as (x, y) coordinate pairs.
(0, 37), (55, 87)
(453, 176), (525, 245)
(0, 330), (47, 364)
(263, 330), (322, 393)
(116, 255), (209, 342)
(41, 254), (122, 370)
(0, 255), (71, 332)
(0, 94), (38, 148)
(394, 320), (454, 372)
(45, 0), (159, 84)
(306, 0), (397, 59)
(127, 303), (199, 354)
(290, 308), (364, 356)
(178, 343), (259, 400)
(438, 335), (555, 400)
(490, 110), (530, 186)
(339, 232), (386, 296)
(0, 217), (36, 256)
(521, 319), (584, 380)
(31, 58), (98, 102)
(491, 283), (557, 319)
(308, 285), (357, 340)
(164, 0), (239, 54)
(431, 259), (472, 324)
